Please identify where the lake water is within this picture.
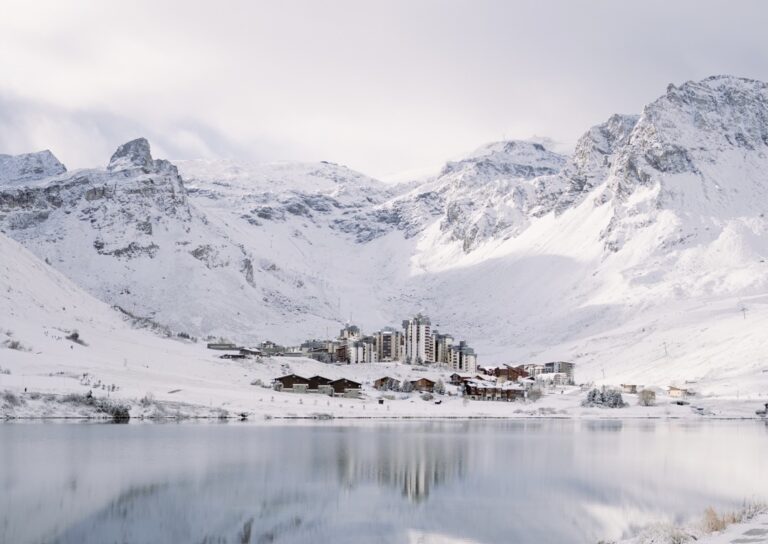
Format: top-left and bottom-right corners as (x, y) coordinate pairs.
(1, 420), (766, 544)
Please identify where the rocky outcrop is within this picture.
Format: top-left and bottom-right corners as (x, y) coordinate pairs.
(0, 139), (262, 338)
(0, 150), (67, 185)
(107, 137), (154, 172)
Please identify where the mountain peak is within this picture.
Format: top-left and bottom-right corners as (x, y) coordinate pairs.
(0, 149), (67, 185)
(440, 139), (566, 180)
(107, 138), (154, 172)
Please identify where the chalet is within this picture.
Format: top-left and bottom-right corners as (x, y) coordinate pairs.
(207, 343), (238, 351)
(449, 373), (470, 386)
(463, 379), (525, 401)
(374, 376), (400, 390)
(621, 384), (639, 394)
(307, 375), (332, 390)
(273, 374), (310, 393)
(410, 378), (436, 393)
(479, 365), (529, 382)
(668, 386), (693, 398)
(330, 378), (362, 396)
(239, 347), (262, 357)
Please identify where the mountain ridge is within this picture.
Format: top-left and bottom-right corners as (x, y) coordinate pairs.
(1, 75), (767, 388)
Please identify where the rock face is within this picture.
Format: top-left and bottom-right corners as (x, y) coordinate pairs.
(0, 139), (265, 339)
(594, 76), (768, 251)
(0, 150), (67, 185)
(107, 137), (154, 172)
(331, 139), (568, 249)
(553, 113), (639, 211)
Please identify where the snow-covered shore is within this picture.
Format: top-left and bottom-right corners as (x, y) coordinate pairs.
(616, 507), (768, 544)
(2, 349), (766, 421)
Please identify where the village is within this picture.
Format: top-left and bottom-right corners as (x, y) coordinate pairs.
(203, 312), (763, 416)
(206, 312), (581, 404)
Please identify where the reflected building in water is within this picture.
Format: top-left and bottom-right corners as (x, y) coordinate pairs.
(331, 426), (468, 502)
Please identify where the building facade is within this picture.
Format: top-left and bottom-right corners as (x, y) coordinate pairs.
(402, 314), (433, 364)
(449, 340), (477, 373)
(431, 331), (454, 365)
(348, 336), (378, 364)
(544, 361), (575, 385)
(374, 327), (403, 362)
(339, 324), (361, 342)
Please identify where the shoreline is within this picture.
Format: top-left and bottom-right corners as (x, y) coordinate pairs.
(3, 413), (766, 422)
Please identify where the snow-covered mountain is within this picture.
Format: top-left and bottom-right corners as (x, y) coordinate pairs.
(0, 149), (67, 186)
(0, 139), (279, 339)
(2, 75), (768, 388)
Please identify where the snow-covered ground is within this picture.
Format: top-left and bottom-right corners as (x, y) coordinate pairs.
(618, 507), (768, 544)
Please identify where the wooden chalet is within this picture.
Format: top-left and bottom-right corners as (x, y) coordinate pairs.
(273, 374), (310, 392)
(307, 375), (333, 390)
(410, 378), (436, 393)
(374, 376), (400, 390)
(621, 384), (639, 394)
(463, 379), (525, 401)
(330, 378), (362, 395)
(449, 373), (472, 386)
(479, 365), (529, 382)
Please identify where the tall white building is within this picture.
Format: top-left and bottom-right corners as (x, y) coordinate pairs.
(402, 314), (433, 364)
(449, 341), (477, 373)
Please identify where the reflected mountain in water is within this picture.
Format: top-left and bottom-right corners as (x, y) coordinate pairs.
(1, 421), (767, 544)
(45, 424), (469, 543)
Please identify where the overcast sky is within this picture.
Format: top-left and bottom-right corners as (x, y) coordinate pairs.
(1, 0), (768, 179)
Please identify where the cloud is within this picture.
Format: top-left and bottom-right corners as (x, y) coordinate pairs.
(0, 93), (283, 168)
(1, 0), (768, 177)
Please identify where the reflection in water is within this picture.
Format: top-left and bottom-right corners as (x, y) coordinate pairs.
(0, 420), (766, 544)
(331, 426), (467, 502)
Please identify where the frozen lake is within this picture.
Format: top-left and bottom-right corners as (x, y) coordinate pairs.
(1, 420), (766, 544)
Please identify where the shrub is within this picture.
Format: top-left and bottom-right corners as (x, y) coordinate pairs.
(2, 391), (23, 407)
(638, 389), (657, 407)
(527, 387), (543, 402)
(433, 379), (446, 395)
(2, 339), (28, 351)
(98, 400), (130, 421)
(702, 507), (738, 533)
(66, 331), (88, 346)
(400, 380), (414, 393)
(61, 392), (129, 421)
(420, 393), (434, 401)
(379, 378), (399, 391)
(701, 502), (767, 534)
(582, 387), (627, 408)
